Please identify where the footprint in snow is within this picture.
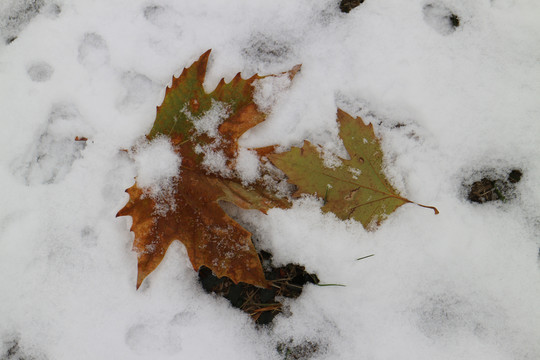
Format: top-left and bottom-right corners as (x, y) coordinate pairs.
(14, 103), (89, 185)
(117, 71), (160, 110)
(125, 316), (186, 355)
(27, 61), (54, 82)
(423, 3), (460, 36)
(77, 32), (110, 69)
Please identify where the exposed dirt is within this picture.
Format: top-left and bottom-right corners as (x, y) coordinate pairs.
(277, 340), (321, 360)
(467, 169), (522, 203)
(198, 250), (319, 325)
(449, 13), (460, 28)
(339, 0), (364, 13)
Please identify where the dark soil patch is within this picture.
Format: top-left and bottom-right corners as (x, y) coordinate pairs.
(449, 13), (460, 28)
(198, 250), (319, 324)
(339, 0), (364, 13)
(467, 169), (522, 203)
(277, 340), (320, 360)
(0, 337), (43, 360)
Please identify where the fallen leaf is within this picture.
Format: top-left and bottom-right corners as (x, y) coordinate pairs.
(267, 109), (438, 229)
(117, 50), (298, 288)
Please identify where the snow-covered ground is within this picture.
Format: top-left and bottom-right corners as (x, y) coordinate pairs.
(1, 0), (539, 359)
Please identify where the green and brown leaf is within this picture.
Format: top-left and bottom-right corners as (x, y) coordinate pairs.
(267, 109), (438, 229)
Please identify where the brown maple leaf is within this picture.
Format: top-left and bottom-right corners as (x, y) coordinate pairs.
(117, 50), (299, 288)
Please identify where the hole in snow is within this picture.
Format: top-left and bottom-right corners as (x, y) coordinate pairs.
(339, 0), (364, 14)
(277, 339), (324, 360)
(198, 249), (320, 325)
(423, 3), (460, 35)
(464, 168), (522, 204)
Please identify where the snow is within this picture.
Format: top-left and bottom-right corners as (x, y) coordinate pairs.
(1, 0), (539, 359)
(235, 148), (261, 184)
(253, 73), (293, 114)
(132, 136), (181, 216)
(133, 136), (181, 191)
(188, 100), (236, 177)
(196, 144), (232, 178)
(185, 99), (230, 139)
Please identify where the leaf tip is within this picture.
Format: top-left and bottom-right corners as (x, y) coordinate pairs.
(136, 277), (143, 290)
(135, 266), (149, 290)
(116, 204), (130, 218)
(336, 108), (347, 118)
(289, 64), (302, 77)
(196, 49), (212, 66)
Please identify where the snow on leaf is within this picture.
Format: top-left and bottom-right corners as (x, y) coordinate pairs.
(117, 50), (299, 289)
(267, 109), (438, 229)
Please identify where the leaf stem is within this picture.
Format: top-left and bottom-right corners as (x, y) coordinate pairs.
(323, 185), (330, 205)
(411, 202), (439, 214)
(321, 172), (439, 215)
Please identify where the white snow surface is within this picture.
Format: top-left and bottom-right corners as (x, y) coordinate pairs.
(1, 0), (539, 359)
(185, 99), (230, 139)
(133, 136), (181, 191)
(132, 136), (181, 216)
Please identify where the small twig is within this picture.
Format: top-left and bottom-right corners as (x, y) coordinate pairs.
(250, 304), (282, 322)
(494, 186), (506, 202)
(284, 283), (304, 290)
(356, 254), (375, 261)
(250, 303), (282, 307)
(240, 289), (259, 310)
